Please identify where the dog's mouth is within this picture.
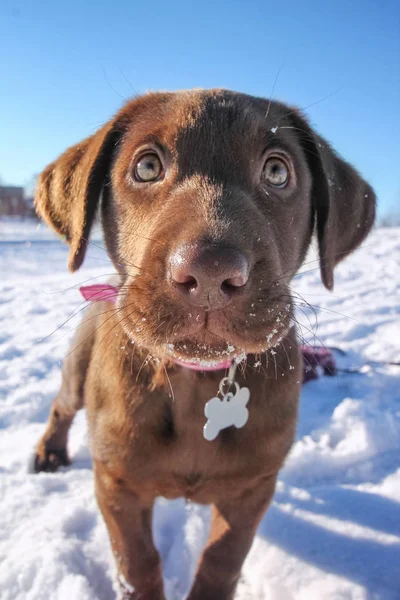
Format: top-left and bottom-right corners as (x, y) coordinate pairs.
(117, 279), (294, 366)
(161, 333), (247, 368)
(134, 306), (291, 367)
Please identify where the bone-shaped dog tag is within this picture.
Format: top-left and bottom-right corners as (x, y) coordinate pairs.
(203, 383), (250, 441)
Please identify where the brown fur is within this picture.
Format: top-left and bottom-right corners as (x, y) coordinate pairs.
(34, 89), (375, 599)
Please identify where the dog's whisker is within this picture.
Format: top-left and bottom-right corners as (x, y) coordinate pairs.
(271, 352), (277, 380)
(118, 67), (139, 96)
(297, 301), (361, 325)
(271, 240), (376, 285)
(65, 304), (134, 360)
(43, 273), (121, 295)
(162, 363), (175, 401)
(126, 229), (165, 247)
(102, 66), (128, 101)
(295, 305), (320, 340)
(39, 293), (132, 344)
(136, 350), (153, 383)
(265, 59), (286, 122)
(291, 315), (330, 354)
(274, 87), (342, 128)
(95, 310), (144, 367)
(82, 237), (146, 273)
(280, 338), (294, 373)
(290, 292), (362, 325)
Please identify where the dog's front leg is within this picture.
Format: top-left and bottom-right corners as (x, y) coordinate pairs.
(188, 474), (278, 600)
(94, 463), (165, 600)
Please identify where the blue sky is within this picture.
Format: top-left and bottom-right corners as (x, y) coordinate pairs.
(1, 0), (399, 215)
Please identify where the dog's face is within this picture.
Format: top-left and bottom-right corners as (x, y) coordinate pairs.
(35, 90), (375, 364)
(110, 91), (314, 361)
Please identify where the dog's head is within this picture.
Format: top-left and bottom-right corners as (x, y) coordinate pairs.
(35, 89), (375, 364)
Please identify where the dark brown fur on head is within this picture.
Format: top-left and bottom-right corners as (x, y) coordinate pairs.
(35, 89), (375, 365)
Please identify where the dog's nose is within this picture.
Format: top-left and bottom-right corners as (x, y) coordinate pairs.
(169, 243), (249, 308)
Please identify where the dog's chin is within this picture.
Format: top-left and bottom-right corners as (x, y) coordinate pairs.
(155, 322), (291, 366)
(121, 300), (293, 365)
(161, 334), (247, 365)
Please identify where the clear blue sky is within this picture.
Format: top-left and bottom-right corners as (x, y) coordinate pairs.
(1, 0), (399, 216)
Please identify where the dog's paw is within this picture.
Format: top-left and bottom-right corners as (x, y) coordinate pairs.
(33, 448), (71, 473)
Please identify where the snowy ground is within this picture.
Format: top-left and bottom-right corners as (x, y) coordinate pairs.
(1, 220), (399, 600)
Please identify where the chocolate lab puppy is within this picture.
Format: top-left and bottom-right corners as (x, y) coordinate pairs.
(34, 89), (375, 599)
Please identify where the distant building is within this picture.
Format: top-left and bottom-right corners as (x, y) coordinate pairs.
(24, 196), (37, 218)
(0, 186), (32, 217)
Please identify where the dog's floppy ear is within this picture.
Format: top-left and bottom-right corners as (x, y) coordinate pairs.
(289, 110), (376, 290)
(35, 119), (123, 271)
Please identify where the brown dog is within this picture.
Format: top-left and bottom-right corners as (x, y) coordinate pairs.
(33, 89), (375, 599)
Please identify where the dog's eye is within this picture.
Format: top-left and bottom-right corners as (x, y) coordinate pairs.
(134, 153), (163, 182)
(262, 157), (289, 188)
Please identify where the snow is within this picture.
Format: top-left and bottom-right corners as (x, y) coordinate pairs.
(1, 220), (399, 600)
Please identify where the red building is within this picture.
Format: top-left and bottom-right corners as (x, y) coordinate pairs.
(0, 186), (28, 216)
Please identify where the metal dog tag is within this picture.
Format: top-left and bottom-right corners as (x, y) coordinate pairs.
(203, 363), (250, 441)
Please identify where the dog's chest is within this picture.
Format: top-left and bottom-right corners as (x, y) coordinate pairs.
(88, 355), (299, 503)
(126, 425), (270, 503)
(124, 398), (280, 502)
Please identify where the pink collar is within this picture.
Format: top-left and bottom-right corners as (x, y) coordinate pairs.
(80, 283), (119, 303)
(80, 284), (232, 372)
